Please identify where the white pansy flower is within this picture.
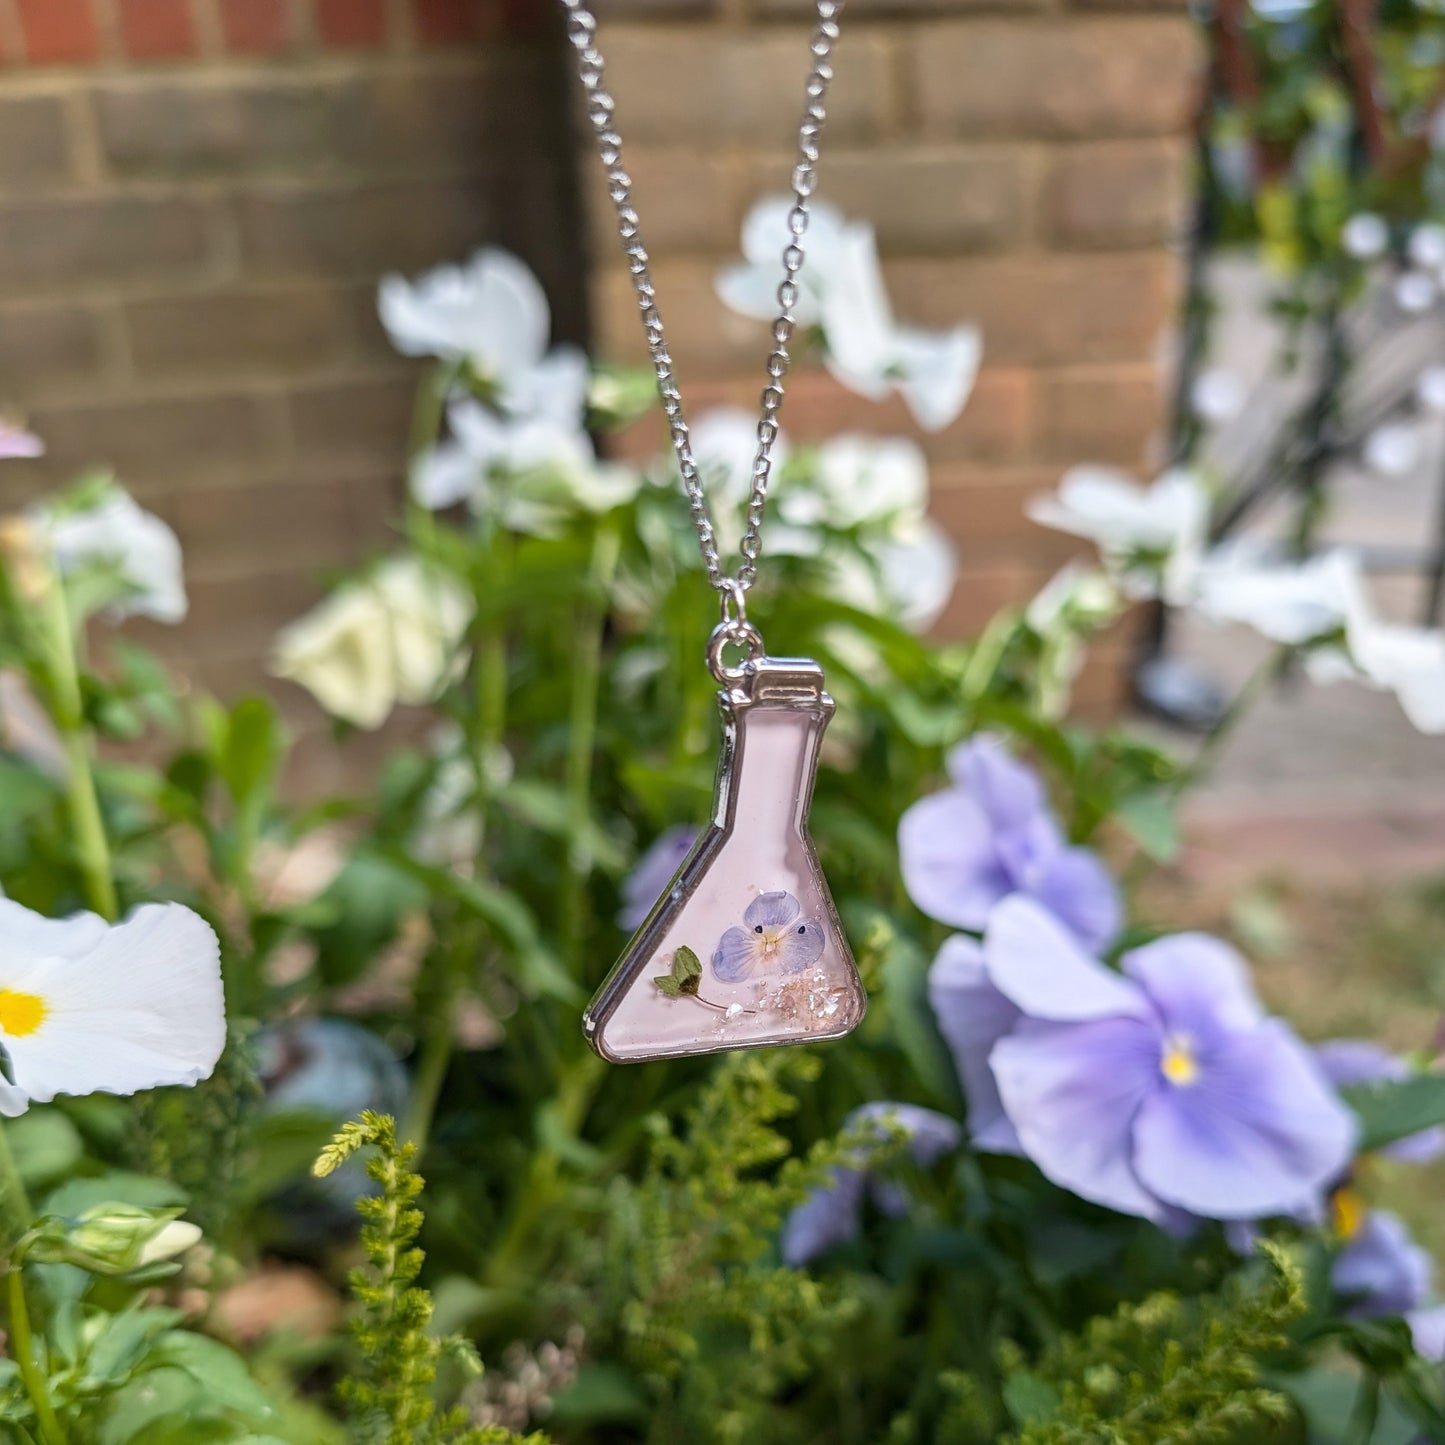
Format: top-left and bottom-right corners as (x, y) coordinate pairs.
(715, 197), (848, 327)
(1192, 546), (1445, 735)
(779, 435), (928, 531)
(1190, 368), (1248, 424)
(0, 898), (224, 1116)
(1306, 554), (1445, 734)
(1341, 213), (1389, 260)
(826, 518), (957, 633)
(1026, 465), (1209, 605)
(32, 483), (187, 624)
(413, 399), (639, 533)
(1394, 271), (1437, 314)
(672, 408), (792, 553)
(820, 221), (981, 432)
(1409, 224), (1445, 271)
(718, 198), (981, 432)
(1346, 622), (1445, 734)
(378, 248), (587, 425)
(1417, 365), (1445, 415)
(1363, 421), (1422, 478)
(687, 406), (790, 502)
(1193, 545), (1356, 644)
(271, 557), (473, 729)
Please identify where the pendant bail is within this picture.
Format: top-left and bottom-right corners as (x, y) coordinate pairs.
(719, 578), (749, 628)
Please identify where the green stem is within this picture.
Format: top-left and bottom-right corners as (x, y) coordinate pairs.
(483, 1051), (603, 1290)
(560, 522), (621, 972)
(38, 559), (117, 922)
(8, 1268), (67, 1445)
(0, 1121), (31, 1247)
(1172, 646), (1288, 799)
(402, 972), (456, 1154)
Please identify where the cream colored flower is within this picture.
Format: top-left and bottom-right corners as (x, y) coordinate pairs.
(271, 557), (473, 729)
(0, 898), (224, 1116)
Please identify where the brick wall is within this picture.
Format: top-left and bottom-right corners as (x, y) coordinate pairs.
(585, 0), (1198, 709)
(0, 0), (1197, 772)
(0, 0), (586, 787)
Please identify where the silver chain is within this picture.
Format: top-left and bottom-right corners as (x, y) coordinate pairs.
(560, 0), (844, 616)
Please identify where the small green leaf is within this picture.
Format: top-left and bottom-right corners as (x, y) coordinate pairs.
(653, 976), (682, 998)
(1343, 1073), (1445, 1155)
(672, 945), (702, 982)
(1115, 790), (1180, 864)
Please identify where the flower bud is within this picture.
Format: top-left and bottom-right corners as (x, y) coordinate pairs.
(23, 1204), (194, 1275)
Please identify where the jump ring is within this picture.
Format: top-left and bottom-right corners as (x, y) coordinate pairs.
(706, 619), (766, 684)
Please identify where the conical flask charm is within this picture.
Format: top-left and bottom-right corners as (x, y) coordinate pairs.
(585, 628), (866, 1063)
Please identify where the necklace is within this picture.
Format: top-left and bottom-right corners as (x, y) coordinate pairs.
(563, 0), (866, 1063)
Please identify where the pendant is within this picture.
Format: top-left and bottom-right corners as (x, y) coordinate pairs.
(584, 621), (867, 1062)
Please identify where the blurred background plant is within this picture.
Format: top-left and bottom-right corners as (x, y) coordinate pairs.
(2, 138), (1445, 1435)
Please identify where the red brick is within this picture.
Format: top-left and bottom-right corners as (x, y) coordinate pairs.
(1043, 140), (1189, 251)
(886, 253), (1181, 368)
(118, 0), (196, 58)
(219, 0), (290, 54)
(411, 0), (498, 43)
(17, 0), (99, 63)
(316, 0), (387, 46)
(1035, 365), (1165, 466)
(913, 17), (1198, 140)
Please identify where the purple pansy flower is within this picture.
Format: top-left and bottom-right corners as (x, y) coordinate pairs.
(1316, 1039), (1445, 1165)
(618, 825), (697, 930)
(0, 424), (43, 460)
(713, 891), (825, 983)
(929, 896), (1356, 1223)
(1334, 1209), (1445, 1361)
(782, 1102), (962, 1267)
(898, 735), (1120, 952)
(928, 935), (1023, 1153)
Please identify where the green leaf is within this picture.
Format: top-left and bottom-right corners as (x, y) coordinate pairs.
(497, 778), (627, 873)
(0, 756), (61, 825)
(42, 1171), (187, 1219)
(144, 1333), (277, 1420)
(653, 975), (682, 998)
(1114, 790), (1181, 864)
(6, 1108), (84, 1189)
(1343, 1073), (1445, 1155)
(216, 697), (283, 811)
(1001, 1369), (1061, 1426)
(672, 945), (702, 982)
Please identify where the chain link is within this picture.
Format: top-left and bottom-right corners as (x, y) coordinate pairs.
(560, 0), (844, 601)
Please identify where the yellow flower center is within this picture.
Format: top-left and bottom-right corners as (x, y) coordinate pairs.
(0, 989), (46, 1037)
(1332, 1186), (1366, 1243)
(1160, 1035), (1200, 1087)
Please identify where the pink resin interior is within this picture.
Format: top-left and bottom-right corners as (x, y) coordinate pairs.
(589, 702), (865, 1062)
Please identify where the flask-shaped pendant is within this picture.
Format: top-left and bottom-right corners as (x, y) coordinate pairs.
(584, 648), (866, 1063)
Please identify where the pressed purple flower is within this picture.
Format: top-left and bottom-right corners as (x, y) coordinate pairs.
(617, 824), (697, 930)
(972, 897), (1355, 1223)
(1316, 1038), (1445, 1165)
(713, 891), (825, 983)
(1333, 1209), (1445, 1361)
(898, 735), (1120, 951)
(782, 1102), (962, 1267)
